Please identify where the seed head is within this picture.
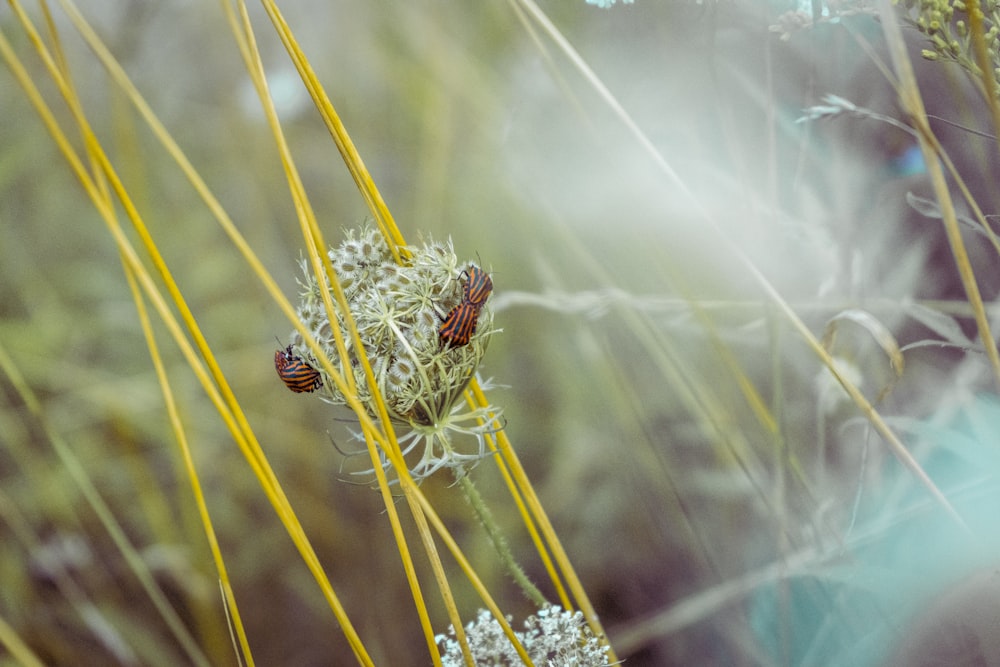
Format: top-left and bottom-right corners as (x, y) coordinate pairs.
(288, 225), (496, 427)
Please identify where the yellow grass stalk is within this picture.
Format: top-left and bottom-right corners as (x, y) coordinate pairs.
(5, 0), (621, 663)
(0, 336), (212, 665)
(122, 263), (254, 665)
(0, 600), (45, 667)
(247, 1), (614, 663)
(877, 0), (1000, 394)
(4, 2), (374, 662)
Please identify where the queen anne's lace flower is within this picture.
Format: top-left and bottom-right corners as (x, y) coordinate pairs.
(287, 225), (502, 481)
(288, 225), (495, 427)
(436, 606), (613, 667)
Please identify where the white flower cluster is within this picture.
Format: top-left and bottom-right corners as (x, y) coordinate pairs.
(436, 606), (612, 667)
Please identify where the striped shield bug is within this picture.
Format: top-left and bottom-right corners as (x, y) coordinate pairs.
(438, 302), (481, 348)
(461, 265), (493, 308)
(438, 262), (492, 348)
(274, 345), (323, 393)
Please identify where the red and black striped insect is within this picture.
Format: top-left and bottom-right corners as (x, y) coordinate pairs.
(461, 265), (493, 308)
(438, 302), (481, 348)
(274, 345), (323, 393)
(439, 264), (493, 348)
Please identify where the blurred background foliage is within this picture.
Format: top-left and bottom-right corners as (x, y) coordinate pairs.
(3, 0), (1000, 665)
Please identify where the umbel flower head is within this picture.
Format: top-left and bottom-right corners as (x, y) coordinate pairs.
(436, 606), (613, 667)
(287, 225), (497, 429)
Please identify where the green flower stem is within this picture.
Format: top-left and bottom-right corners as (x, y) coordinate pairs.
(455, 471), (548, 608)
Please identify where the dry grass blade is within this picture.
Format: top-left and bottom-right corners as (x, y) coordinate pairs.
(823, 309), (904, 403)
(220, 4), (466, 661)
(876, 0), (1000, 392)
(6, 0), (373, 662)
(0, 610), (45, 667)
(0, 341), (212, 666)
(257, 0), (406, 259)
(122, 265), (255, 665)
(242, 3), (607, 664)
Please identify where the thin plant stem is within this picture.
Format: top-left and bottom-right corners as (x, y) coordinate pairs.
(455, 471), (549, 608)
